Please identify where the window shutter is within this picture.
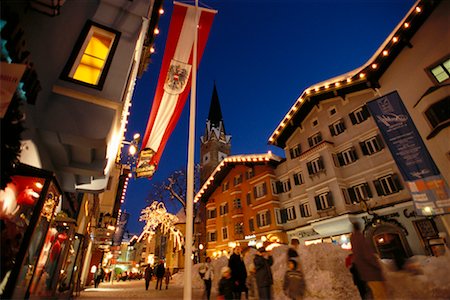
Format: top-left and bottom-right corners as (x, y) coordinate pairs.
(262, 182), (267, 195)
(266, 211), (271, 225)
(307, 162), (313, 175)
(253, 186), (257, 198)
(308, 137), (313, 147)
(329, 124), (336, 136)
(337, 153), (345, 166)
(349, 112), (357, 125)
(364, 183), (373, 198)
(314, 196), (321, 210)
(327, 192), (334, 207)
(287, 180), (291, 191)
(289, 148), (294, 159)
(332, 154), (339, 167)
(246, 193), (251, 205)
(360, 141), (369, 156)
(352, 147), (359, 160)
(341, 119), (346, 130)
(292, 207), (297, 219)
(281, 208), (288, 223)
(297, 144), (302, 154)
(293, 174), (300, 185)
(256, 214), (261, 227)
(374, 179), (384, 196)
(392, 174), (404, 191)
(276, 181), (282, 194)
(318, 156), (324, 170)
(362, 105), (371, 119)
(375, 134), (385, 149)
(318, 132), (323, 143)
(348, 188), (357, 203)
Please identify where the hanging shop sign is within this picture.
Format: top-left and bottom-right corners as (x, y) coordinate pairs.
(367, 91), (450, 216)
(0, 62), (26, 118)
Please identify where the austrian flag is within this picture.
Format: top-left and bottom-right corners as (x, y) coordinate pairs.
(137, 2), (217, 178)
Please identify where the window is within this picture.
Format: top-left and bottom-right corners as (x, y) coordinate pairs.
(222, 227), (228, 240)
(249, 218), (255, 232)
(334, 147), (358, 167)
(348, 183), (372, 203)
(246, 192), (252, 205)
(222, 182), (229, 192)
(218, 152), (227, 162)
(360, 135), (384, 156)
(293, 172), (304, 185)
(272, 179), (291, 194)
(329, 119), (346, 136)
(207, 208), (217, 219)
(233, 198), (242, 209)
(342, 188), (351, 205)
(425, 97), (450, 131)
(256, 210), (271, 227)
(275, 208), (283, 225)
(208, 231), (217, 242)
(245, 168), (254, 179)
(234, 223), (244, 234)
(299, 202), (311, 217)
(286, 206), (297, 221)
(62, 21), (120, 88)
(349, 105), (370, 125)
(314, 192), (334, 210)
(203, 153), (210, 163)
(253, 182), (267, 199)
(219, 203), (229, 215)
(329, 107), (337, 116)
(429, 57), (450, 83)
(374, 174), (403, 196)
(234, 174), (243, 186)
(308, 132), (323, 147)
(312, 118), (319, 127)
(289, 144), (302, 159)
(307, 157), (325, 175)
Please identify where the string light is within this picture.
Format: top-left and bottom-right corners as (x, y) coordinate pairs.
(415, 6), (421, 13)
(159, 8), (165, 14)
(382, 50), (389, 56)
(404, 22), (410, 28)
(150, 47), (155, 53)
(154, 28), (160, 35)
(359, 73), (365, 78)
(392, 36), (399, 43)
(371, 63), (378, 69)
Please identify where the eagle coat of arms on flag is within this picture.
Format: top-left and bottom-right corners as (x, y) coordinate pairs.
(164, 60), (191, 95)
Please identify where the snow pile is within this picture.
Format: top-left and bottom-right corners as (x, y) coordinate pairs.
(172, 244), (450, 299)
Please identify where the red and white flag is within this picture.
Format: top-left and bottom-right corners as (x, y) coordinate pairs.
(137, 2), (216, 178)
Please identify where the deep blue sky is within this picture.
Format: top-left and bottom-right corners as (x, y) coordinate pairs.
(123, 0), (415, 234)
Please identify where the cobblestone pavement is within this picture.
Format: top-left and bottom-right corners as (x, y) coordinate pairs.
(75, 279), (214, 300)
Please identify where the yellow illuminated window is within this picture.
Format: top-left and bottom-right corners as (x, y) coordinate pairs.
(69, 26), (116, 86)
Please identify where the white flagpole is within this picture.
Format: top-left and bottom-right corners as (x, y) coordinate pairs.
(183, 0), (199, 299)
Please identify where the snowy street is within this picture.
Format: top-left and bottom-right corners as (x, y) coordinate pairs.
(76, 279), (210, 300)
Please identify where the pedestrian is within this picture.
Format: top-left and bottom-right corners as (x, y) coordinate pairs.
(228, 245), (247, 299)
(253, 247), (273, 300)
(164, 268), (172, 289)
(283, 259), (306, 300)
(246, 264), (258, 300)
(94, 264), (103, 288)
(350, 222), (387, 300)
(287, 238), (300, 263)
(218, 266), (234, 300)
(346, 253), (367, 299)
(155, 260), (165, 290)
(199, 257), (214, 300)
(144, 264), (153, 290)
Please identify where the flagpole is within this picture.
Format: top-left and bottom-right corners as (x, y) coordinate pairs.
(183, 0), (199, 299)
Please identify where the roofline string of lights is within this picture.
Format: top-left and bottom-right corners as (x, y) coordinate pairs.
(149, 8), (165, 54)
(194, 152), (282, 202)
(268, 2), (425, 144)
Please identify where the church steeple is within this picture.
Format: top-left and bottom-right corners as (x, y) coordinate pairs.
(200, 83), (231, 185)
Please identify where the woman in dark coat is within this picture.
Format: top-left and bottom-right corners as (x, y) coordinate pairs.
(228, 246), (247, 299)
(218, 267), (234, 300)
(253, 247), (273, 300)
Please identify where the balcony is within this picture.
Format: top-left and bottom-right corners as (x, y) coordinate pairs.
(317, 206), (336, 218)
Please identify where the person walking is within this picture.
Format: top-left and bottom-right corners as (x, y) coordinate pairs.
(164, 268), (172, 289)
(346, 253), (367, 299)
(228, 246), (247, 299)
(155, 260), (165, 290)
(283, 259), (306, 300)
(144, 264), (153, 290)
(246, 264), (258, 300)
(218, 266), (234, 300)
(199, 257), (214, 300)
(93, 264), (104, 288)
(287, 238), (300, 262)
(350, 222), (387, 300)
(253, 247), (273, 300)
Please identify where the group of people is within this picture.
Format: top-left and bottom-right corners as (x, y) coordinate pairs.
(200, 241), (306, 300)
(144, 260), (172, 291)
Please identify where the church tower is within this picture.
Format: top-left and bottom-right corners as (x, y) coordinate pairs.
(200, 84), (231, 185)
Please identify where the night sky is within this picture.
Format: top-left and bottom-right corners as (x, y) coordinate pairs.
(123, 0), (415, 234)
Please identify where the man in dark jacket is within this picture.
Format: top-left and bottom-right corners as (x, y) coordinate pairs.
(350, 222), (387, 300)
(253, 247), (273, 300)
(155, 260), (165, 290)
(144, 264), (153, 290)
(228, 246), (247, 299)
